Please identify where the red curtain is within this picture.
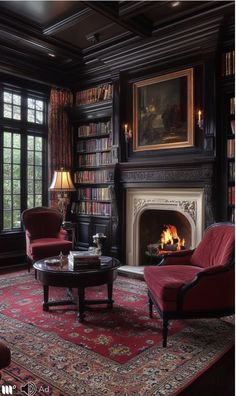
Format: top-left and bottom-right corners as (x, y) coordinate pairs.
(48, 88), (73, 206)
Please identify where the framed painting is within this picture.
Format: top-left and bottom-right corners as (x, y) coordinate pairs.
(133, 68), (194, 152)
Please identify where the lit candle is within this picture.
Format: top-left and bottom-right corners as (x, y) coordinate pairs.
(198, 110), (202, 122)
(124, 124), (128, 134)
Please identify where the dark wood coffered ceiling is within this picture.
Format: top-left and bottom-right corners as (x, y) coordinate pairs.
(0, 1), (234, 87)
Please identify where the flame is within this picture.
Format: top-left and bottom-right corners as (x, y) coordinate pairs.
(160, 225), (185, 251)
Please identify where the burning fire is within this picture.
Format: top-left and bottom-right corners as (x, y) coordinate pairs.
(160, 224), (185, 251)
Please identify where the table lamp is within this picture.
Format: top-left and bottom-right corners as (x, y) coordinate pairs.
(49, 169), (76, 223)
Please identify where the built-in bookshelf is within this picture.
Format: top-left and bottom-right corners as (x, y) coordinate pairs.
(227, 94), (235, 222)
(220, 54), (235, 222)
(72, 83), (117, 252)
(218, 33), (235, 224)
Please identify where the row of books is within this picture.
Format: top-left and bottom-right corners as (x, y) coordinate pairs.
(78, 152), (112, 167)
(74, 169), (114, 184)
(228, 161), (235, 180)
(75, 84), (113, 105)
(78, 121), (111, 137)
(230, 120), (235, 135)
(229, 207), (235, 223)
(230, 97), (235, 115)
(77, 137), (112, 153)
(222, 51), (235, 76)
(77, 187), (110, 201)
(227, 139), (235, 158)
(76, 201), (111, 216)
(228, 186), (235, 205)
(68, 251), (100, 270)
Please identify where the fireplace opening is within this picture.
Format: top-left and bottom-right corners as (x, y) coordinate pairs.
(139, 209), (192, 266)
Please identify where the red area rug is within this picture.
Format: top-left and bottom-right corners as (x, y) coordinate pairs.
(0, 271), (234, 395)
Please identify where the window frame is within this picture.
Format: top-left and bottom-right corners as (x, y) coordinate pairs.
(0, 83), (48, 234)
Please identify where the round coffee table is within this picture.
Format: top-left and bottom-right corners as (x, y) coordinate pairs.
(33, 255), (120, 322)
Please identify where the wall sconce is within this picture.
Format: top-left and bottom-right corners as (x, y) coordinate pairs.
(124, 124), (132, 141)
(197, 110), (203, 130)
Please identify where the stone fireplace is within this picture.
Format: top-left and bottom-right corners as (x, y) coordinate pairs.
(119, 158), (215, 269)
(126, 188), (204, 266)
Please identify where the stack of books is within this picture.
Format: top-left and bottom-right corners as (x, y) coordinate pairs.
(68, 251), (100, 270)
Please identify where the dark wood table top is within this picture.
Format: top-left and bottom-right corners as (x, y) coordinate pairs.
(34, 255), (120, 274)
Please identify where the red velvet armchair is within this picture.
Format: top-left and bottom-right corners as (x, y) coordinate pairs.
(144, 223), (235, 347)
(0, 341), (11, 376)
(22, 207), (73, 271)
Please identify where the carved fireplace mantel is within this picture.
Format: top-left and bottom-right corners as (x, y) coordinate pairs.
(118, 158), (215, 266)
(119, 158), (215, 227)
(119, 158), (214, 184)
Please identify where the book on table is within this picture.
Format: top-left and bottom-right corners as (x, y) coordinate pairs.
(68, 251), (100, 270)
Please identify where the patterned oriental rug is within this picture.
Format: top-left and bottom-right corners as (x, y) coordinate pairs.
(0, 271), (234, 396)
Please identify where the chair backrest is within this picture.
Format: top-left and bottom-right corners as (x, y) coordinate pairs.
(191, 222), (235, 268)
(22, 207), (62, 239)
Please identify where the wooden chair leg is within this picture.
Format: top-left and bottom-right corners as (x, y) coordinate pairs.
(163, 318), (169, 347)
(27, 257), (32, 273)
(148, 296), (153, 318)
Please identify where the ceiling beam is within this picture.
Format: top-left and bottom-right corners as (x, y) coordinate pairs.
(119, 1), (165, 19)
(82, 1), (152, 37)
(0, 18), (83, 62)
(43, 7), (93, 36)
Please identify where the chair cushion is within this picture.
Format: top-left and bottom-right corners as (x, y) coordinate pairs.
(29, 238), (72, 260)
(191, 224), (235, 268)
(144, 265), (201, 311)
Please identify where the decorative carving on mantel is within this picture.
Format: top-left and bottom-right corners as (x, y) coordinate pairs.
(134, 198), (197, 223)
(122, 164), (214, 183)
(179, 200), (196, 224)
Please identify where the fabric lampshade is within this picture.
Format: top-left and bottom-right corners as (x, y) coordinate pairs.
(49, 170), (76, 192)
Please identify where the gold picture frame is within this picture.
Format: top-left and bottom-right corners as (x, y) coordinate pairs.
(133, 68), (194, 152)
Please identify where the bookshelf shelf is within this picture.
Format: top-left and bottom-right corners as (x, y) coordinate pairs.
(77, 199), (112, 203)
(76, 214), (112, 219)
(77, 133), (111, 140)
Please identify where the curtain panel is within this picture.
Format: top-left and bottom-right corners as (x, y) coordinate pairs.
(48, 88), (73, 206)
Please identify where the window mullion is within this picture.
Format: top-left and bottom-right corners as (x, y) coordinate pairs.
(21, 93), (27, 123)
(10, 138), (13, 228)
(21, 134), (28, 214)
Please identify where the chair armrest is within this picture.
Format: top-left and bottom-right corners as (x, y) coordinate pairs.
(25, 230), (32, 243)
(159, 249), (194, 266)
(179, 266), (234, 311)
(200, 265), (227, 275)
